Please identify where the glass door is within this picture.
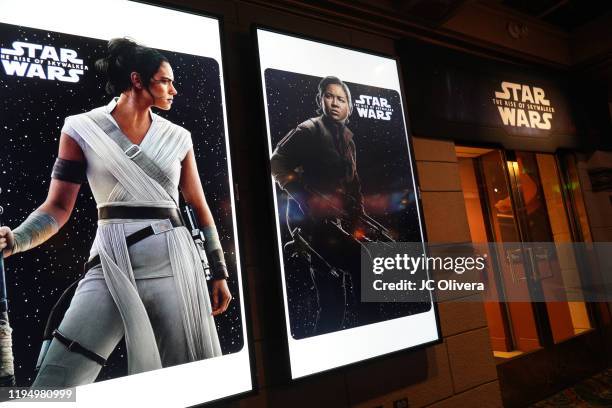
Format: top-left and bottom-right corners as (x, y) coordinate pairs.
(456, 146), (592, 355)
(509, 152), (590, 343)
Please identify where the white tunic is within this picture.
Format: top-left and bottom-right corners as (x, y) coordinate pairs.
(60, 99), (221, 374)
(62, 98), (192, 205)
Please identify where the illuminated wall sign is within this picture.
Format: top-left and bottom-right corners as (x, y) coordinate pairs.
(255, 28), (440, 380)
(0, 1), (252, 406)
(400, 39), (580, 152)
(492, 81), (555, 129)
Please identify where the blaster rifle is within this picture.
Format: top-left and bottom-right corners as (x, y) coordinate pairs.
(303, 186), (396, 244)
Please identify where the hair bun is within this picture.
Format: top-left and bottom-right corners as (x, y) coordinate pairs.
(106, 38), (137, 60)
(95, 37), (168, 96)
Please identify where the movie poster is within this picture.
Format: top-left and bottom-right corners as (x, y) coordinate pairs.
(256, 28), (440, 379)
(0, 1), (251, 406)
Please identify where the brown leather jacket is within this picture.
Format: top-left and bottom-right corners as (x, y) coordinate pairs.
(271, 115), (364, 219)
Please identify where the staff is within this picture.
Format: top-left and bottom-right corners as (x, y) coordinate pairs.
(0, 202), (15, 386)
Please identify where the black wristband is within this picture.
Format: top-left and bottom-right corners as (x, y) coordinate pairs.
(51, 158), (87, 184)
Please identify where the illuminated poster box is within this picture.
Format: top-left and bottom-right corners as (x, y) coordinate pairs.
(0, 1), (252, 406)
(255, 28), (441, 379)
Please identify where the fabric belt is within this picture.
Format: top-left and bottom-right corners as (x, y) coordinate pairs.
(84, 206), (184, 272)
(52, 329), (107, 366)
(98, 206), (183, 226)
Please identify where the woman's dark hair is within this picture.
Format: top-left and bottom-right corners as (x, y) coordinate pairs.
(95, 38), (168, 95)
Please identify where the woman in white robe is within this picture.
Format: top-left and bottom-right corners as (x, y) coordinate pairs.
(0, 38), (232, 386)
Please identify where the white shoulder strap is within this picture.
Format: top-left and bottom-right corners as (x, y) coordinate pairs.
(85, 110), (177, 204)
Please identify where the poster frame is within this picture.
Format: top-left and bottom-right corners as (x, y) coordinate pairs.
(252, 24), (442, 383)
(0, 1), (258, 406)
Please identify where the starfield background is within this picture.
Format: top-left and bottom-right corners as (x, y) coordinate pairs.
(0, 22), (243, 386)
(264, 68), (431, 340)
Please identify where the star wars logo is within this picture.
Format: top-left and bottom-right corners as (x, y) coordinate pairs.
(355, 95), (393, 121)
(492, 81), (555, 130)
(0, 41), (88, 83)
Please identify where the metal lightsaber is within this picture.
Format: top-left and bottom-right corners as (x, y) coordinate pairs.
(0, 204), (16, 386)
